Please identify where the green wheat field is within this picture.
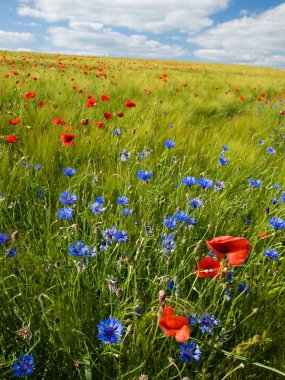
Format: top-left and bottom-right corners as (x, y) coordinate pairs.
(0, 50), (285, 379)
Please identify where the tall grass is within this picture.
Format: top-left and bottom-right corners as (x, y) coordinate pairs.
(0, 51), (285, 379)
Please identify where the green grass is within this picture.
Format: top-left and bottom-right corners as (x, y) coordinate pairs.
(0, 51), (285, 379)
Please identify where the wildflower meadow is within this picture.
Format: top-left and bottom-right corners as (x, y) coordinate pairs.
(0, 51), (285, 379)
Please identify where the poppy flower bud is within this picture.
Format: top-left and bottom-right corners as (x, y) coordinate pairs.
(11, 231), (19, 240)
(158, 290), (166, 305)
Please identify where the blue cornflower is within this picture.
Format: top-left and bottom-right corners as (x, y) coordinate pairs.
(137, 170), (152, 181)
(219, 157), (228, 165)
(197, 177), (213, 189)
(59, 190), (77, 205)
(113, 129), (121, 135)
(269, 217), (285, 230)
(188, 315), (197, 325)
(95, 197), (104, 204)
(36, 189), (44, 198)
(13, 354), (35, 378)
(248, 179), (262, 188)
(0, 232), (9, 244)
(197, 313), (219, 335)
(258, 140), (265, 145)
(182, 176), (196, 187)
(33, 164), (41, 170)
(214, 181), (225, 191)
(63, 167), (76, 177)
(164, 139), (175, 149)
(163, 216), (178, 229)
(184, 216), (196, 225)
(97, 317), (124, 344)
(169, 124), (174, 128)
(117, 196), (128, 205)
(139, 150), (151, 159)
(238, 281), (251, 294)
(167, 280), (178, 292)
(227, 271), (235, 283)
(68, 241), (96, 257)
(57, 207), (74, 220)
(281, 193), (285, 203)
(267, 147), (276, 154)
(161, 233), (176, 254)
(5, 247), (17, 258)
(114, 231), (128, 242)
(122, 208), (133, 216)
(120, 149), (130, 162)
(179, 342), (201, 364)
(222, 145), (229, 151)
(90, 202), (106, 215)
(173, 210), (189, 222)
(189, 198), (203, 209)
(102, 227), (118, 241)
(271, 197), (279, 205)
(274, 184), (282, 190)
(264, 248), (279, 259)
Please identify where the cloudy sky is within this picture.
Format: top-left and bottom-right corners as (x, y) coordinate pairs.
(0, 0), (285, 68)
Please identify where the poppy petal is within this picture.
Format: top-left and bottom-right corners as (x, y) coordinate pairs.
(226, 249), (250, 266)
(159, 322), (176, 338)
(175, 325), (190, 342)
(162, 305), (175, 318)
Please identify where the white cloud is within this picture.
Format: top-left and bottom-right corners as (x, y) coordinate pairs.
(46, 26), (185, 58)
(16, 21), (41, 27)
(0, 30), (34, 44)
(17, 0), (229, 33)
(189, 4), (285, 67)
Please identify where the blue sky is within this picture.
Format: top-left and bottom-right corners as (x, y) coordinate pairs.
(0, 0), (284, 68)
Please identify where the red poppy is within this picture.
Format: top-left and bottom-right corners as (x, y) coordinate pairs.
(194, 257), (226, 278)
(60, 133), (75, 146)
(6, 135), (18, 143)
(52, 117), (66, 125)
(143, 89), (151, 94)
(13, 71), (19, 75)
(8, 118), (21, 125)
(86, 93), (93, 99)
(86, 98), (97, 108)
(125, 100), (136, 108)
(159, 305), (190, 342)
(104, 112), (112, 120)
(101, 94), (110, 101)
(94, 121), (106, 129)
(258, 231), (268, 239)
(3, 74), (9, 78)
(206, 236), (251, 267)
(38, 100), (46, 108)
(280, 110), (285, 115)
(78, 88), (83, 93)
(117, 112), (124, 117)
(65, 125), (73, 132)
(24, 91), (36, 101)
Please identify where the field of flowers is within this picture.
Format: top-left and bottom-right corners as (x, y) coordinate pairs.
(0, 51), (285, 379)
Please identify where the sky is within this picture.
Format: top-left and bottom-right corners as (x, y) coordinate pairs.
(0, 0), (285, 68)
